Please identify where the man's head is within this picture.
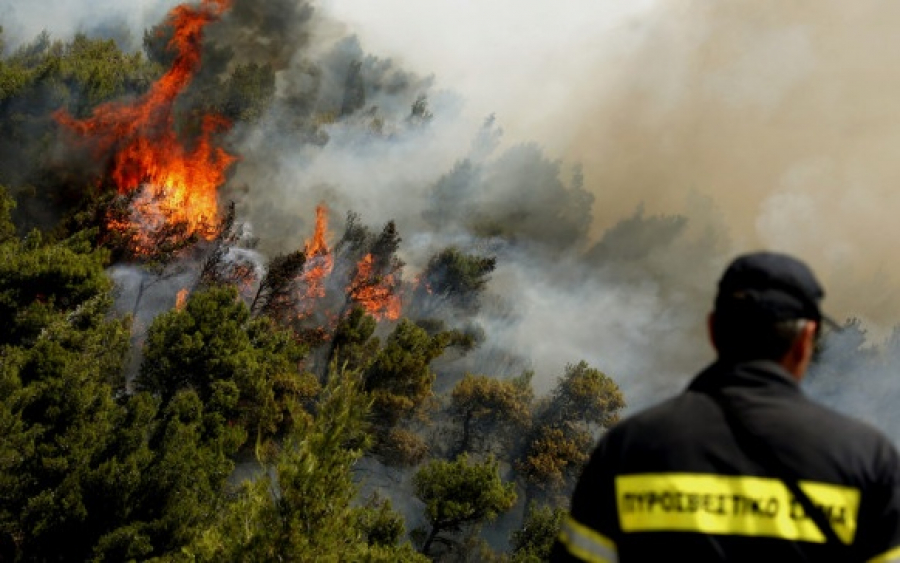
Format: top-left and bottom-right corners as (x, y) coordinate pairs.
(708, 251), (833, 376)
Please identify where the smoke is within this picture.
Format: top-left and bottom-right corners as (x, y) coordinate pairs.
(0, 0), (181, 51)
(562, 1), (900, 332)
(310, 1), (900, 411)
(13, 0), (900, 424)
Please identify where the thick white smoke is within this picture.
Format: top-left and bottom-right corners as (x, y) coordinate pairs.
(15, 0), (900, 425)
(313, 1), (900, 416)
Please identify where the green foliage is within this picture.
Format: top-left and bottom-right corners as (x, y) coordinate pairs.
(363, 319), (455, 465)
(331, 305), (381, 373)
(0, 206), (142, 558)
(509, 503), (564, 563)
(0, 296), (134, 560)
(0, 33), (161, 231)
(356, 493), (408, 548)
(185, 367), (426, 562)
(516, 425), (592, 495)
(115, 389), (236, 558)
(413, 454), (517, 557)
(0, 225), (111, 346)
(413, 246), (496, 315)
(0, 185), (15, 242)
(136, 285), (317, 449)
(0, 213), (245, 559)
(1, 33), (156, 116)
(516, 362), (624, 500)
(450, 372), (533, 456)
(365, 318), (456, 427)
(547, 360), (625, 429)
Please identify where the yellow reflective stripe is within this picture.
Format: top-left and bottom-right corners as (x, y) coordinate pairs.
(558, 515), (618, 563)
(868, 545), (900, 563)
(615, 473), (860, 544)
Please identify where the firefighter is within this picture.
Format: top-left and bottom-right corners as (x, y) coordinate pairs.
(552, 251), (900, 562)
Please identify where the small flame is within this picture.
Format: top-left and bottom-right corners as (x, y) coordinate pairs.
(306, 204), (330, 257)
(350, 254), (401, 321)
(175, 287), (189, 310)
(55, 0), (234, 254)
(413, 273), (434, 295)
(297, 203), (334, 317)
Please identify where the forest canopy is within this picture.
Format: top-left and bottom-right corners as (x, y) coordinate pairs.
(0, 5), (631, 559)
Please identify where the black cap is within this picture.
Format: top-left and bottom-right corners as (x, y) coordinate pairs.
(715, 251), (839, 329)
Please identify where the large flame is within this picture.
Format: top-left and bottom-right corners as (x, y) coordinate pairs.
(350, 253), (402, 321)
(55, 0), (234, 251)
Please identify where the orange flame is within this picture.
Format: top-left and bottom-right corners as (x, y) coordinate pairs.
(55, 0), (234, 251)
(175, 287), (189, 310)
(298, 203), (334, 316)
(306, 204), (330, 258)
(350, 253), (401, 321)
(413, 273), (434, 295)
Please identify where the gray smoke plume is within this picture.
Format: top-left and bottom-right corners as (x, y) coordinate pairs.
(313, 0), (900, 422)
(13, 0), (900, 434)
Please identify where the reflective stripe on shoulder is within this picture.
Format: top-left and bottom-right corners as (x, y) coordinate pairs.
(615, 473), (860, 544)
(558, 514), (619, 563)
(868, 545), (900, 563)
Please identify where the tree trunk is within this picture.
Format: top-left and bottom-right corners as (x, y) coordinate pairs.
(421, 524), (441, 556)
(132, 274), (148, 316)
(521, 484), (534, 526)
(320, 299), (352, 382)
(457, 411), (472, 456)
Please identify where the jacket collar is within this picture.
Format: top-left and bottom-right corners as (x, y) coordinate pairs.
(687, 359), (802, 396)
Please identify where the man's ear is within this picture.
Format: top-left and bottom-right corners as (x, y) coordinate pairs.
(786, 320), (818, 380)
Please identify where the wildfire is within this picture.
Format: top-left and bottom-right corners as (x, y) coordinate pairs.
(55, 0), (234, 252)
(350, 254), (402, 321)
(294, 203), (335, 319)
(413, 273), (434, 295)
(175, 288), (189, 310)
(293, 205), (401, 322)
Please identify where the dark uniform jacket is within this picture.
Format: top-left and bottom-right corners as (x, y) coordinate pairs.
(551, 360), (900, 562)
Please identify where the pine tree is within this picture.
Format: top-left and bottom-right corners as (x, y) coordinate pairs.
(413, 454), (517, 557)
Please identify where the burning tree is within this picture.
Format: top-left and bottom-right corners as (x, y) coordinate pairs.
(54, 0), (236, 259)
(410, 246), (496, 317)
(335, 212), (404, 322)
